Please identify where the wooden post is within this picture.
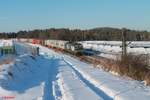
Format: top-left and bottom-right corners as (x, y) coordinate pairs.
(122, 28), (127, 59)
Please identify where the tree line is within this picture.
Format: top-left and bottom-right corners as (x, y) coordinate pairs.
(0, 27), (150, 41)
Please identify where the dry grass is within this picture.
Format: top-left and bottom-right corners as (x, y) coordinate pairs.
(79, 54), (150, 85)
(116, 54), (149, 79)
(104, 54), (150, 85)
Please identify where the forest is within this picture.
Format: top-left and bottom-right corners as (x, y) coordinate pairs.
(0, 27), (150, 41)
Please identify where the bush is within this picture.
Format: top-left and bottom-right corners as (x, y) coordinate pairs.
(116, 54), (150, 81)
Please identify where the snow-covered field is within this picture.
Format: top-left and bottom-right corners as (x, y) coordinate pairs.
(80, 41), (150, 59)
(0, 40), (150, 100)
(81, 41), (150, 54)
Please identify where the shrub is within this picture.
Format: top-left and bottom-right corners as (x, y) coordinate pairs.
(116, 54), (150, 81)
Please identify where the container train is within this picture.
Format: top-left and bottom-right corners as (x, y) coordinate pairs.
(18, 38), (84, 55)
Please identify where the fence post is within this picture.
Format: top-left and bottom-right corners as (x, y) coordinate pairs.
(36, 47), (39, 55)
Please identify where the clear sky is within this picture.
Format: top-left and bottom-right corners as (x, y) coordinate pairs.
(0, 0), (150, 32)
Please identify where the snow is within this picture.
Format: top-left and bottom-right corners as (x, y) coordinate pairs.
(0, 40), (150, 100)
(0, 40), (13, 47)
(0, 42), (61, 100)
(0, 55), (44, 100)
(80, 41), (150, 60)
(58, 59), (103, 100)
(38, 44), (150, 100)
(81, 41), (150, 55)
(62, 55), (150, 100)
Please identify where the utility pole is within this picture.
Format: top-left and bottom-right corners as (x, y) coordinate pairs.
(82, 32), (85, 41)
(122, 28), (127, 59)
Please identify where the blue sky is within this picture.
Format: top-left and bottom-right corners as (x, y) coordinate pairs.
(0, 0), (150, 32)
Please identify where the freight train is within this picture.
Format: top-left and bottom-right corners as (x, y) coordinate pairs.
(18, 39), (84, 55)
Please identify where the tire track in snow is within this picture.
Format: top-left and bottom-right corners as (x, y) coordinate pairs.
(57, 59), (102, 100)
(63, 58), (113, 100)
(42, 57), (61, 100)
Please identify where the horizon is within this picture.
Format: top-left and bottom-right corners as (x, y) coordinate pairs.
(0, 0), (150, 32)
(0, 27), (150, 33)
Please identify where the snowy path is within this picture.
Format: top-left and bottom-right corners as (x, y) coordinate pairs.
(57, 59), (104, 100)
(62, 59), (112, 100)
(38, 45), (150, 100)
(39, 45), (110, 100)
